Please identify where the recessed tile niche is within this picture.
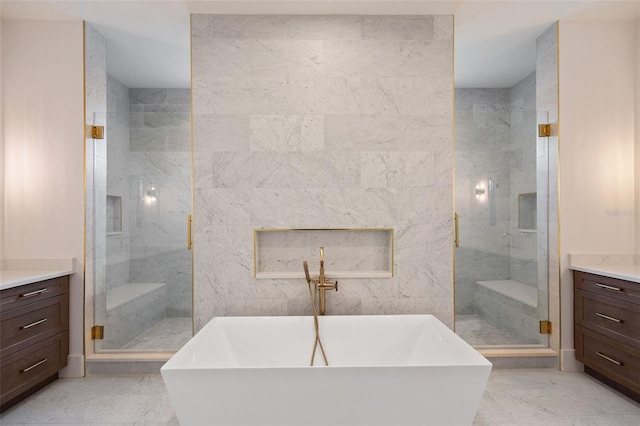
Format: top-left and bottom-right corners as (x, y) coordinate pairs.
(106, 195), (122, 235)
(518, 192), (537, 232)
(254, 228), (394, 279)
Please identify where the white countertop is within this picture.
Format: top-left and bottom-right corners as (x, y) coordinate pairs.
(0, 258), (74, 290)
(0, 269), (73, 290)
(570, 264), (640, 284)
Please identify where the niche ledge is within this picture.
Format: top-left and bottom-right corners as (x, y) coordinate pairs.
(254, 228), (394, 279)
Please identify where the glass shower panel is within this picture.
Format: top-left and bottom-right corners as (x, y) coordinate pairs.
(87, 111), (108, 354)
(454, 98), (550, 348)
(89, 88), (193, 353)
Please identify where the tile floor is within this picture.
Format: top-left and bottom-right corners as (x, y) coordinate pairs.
(1, 369), (639, 425)
(120, 318), (192, 351)
(456, 314), (527, 346)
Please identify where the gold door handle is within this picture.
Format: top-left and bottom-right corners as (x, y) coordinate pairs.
(187, 214), (192, 250)
(454, 212), (460, 248)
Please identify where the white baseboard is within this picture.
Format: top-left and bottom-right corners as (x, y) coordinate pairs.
(560, 349), (584, 372)
(60, 354), (85, 378)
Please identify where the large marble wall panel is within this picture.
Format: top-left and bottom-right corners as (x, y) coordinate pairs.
(454, 88), (511, 313)
(106, 74), (130, 291)
(508, 72), (538, 287)
(192, 15), (453, 330)
(128, 88), (192, 317)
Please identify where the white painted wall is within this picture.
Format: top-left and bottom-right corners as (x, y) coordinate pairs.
(2, 20), (85, 377)
(636, 18), (640, 253)
(0, 18), (5, 259)
(558, 20), (636, 369)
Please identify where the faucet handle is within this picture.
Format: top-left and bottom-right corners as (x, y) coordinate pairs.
(334, 280), (338, 291)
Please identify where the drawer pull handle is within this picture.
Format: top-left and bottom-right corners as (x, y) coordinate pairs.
(595, 313), (623, 323)
(20, 318), (48, 330)
(596, 352), (623, 366)
(21, 358), (48, 373)
(18, 288), (48, 298)
(595, 283), (623, 292)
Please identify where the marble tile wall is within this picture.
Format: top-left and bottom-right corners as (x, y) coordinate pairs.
(128, 88), (192, 317)
(106, 74), (130, 291)
(191, 15), (454, 329)
(509, 72), (538, 288)
(454, 88), (511, 314)
(454, 72), (540, 331)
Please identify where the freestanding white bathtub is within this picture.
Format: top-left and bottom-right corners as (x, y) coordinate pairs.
(161, 315), (491, 426)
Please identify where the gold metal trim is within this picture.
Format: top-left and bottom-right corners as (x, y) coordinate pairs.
(555, 21), (562, 370)
(82, 20), (89, 374)
(454, 212), (460, 248)
(91, 125), (104, 139)
(539, 320), (552, 334)
(538, 123), (551, 137)
(189, 13), (195, 338)
(452, 14), (457, 332)
(253, 228), (395, 278)
(91, 325), (104, 340)
(187, 214), (192, 250)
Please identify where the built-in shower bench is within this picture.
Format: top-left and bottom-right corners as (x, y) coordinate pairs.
(476, 279), (537, 308)
(475, 279), (541, 344)
(103, 283), (167, 349)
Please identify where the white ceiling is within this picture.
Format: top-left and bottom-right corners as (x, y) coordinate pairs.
(1, 1), (639, 89)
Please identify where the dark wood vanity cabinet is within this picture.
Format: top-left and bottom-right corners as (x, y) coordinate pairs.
(574, 270), (640, 402)
(0, 275), (69, 410)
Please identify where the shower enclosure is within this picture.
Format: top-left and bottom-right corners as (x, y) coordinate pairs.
(454, 74), (551, 348)
(85, 24), (192, 354)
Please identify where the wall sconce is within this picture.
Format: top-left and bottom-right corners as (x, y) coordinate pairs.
(145, 185), (157, 206)
(475, 185), (486, 199)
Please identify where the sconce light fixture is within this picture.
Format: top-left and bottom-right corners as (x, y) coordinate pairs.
(145, 185), (157, 205)
(475, 185), (486, 199)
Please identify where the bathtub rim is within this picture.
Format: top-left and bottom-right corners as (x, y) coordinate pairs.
(161, 314), (492, 371)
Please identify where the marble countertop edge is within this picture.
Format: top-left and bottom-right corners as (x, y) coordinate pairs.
(569, 260), (640, 284)
(0, 258), (75, 290)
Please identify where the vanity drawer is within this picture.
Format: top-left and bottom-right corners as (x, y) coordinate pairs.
(0, 276), (69, 312)
(575, 289), (640, 349)
(0, 294), (69, 358)
(0, 333), (68, 406)
(574, 271), (640, 305)
(575, 326), (640, 394)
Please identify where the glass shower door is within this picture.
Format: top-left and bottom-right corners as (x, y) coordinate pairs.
(88, 88), (193, 353)
(453, 89), (550, 348)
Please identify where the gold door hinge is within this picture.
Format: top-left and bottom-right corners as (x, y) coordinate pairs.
(539, 320), (552, 334)
(91, 325), (104, 340)
(91, 125), (104, 139)
(538, 123), (551, 137)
